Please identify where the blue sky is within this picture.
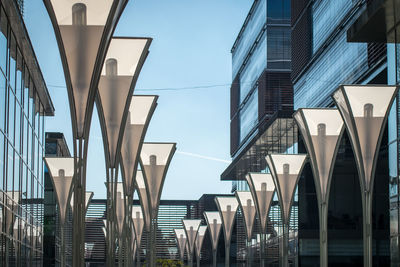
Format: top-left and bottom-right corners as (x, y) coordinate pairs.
(24, 0), (253, 200)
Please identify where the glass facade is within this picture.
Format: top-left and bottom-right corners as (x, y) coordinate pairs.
(388, 42), (400, 266)
(231, 0), (292, 151)
(294, 32), (368, 109)
(312, 0), (356, 53)
(294, 0), (391, 265)
(239, 89), (258, 142)
(232, 0), (266, 79)
(0, 1), (53, 266)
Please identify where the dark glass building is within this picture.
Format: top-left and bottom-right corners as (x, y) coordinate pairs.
(222, 0), (297, 265)
(346, 0), (400, 265)
(0, 0), (54, 266)
(230, 0), (292, 157)
(292, 0), (390, 265)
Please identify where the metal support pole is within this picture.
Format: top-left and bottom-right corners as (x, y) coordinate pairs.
(137, 246), (141, 267)
(112, 168), (119, 266)
(260, 233), (265, 266)
(319, 203), (328, 267)
(73, 138), (86, 267)
(212, 248), (217, 267)
(363, 191), (373, 267)
(225, 243), (230, 267)
(146, 229), (151, 266)
(61, 224), (66, 267)
(150, 218), (157, 267)
(136, 247), (142, 267)
(196, 253), (200, 267)
(106, 169), (112, 267)
(246, 240), (251, 267)
(125, 201), (131, 267)
(281, 223), (289, 267)
(118, 237), (123, 267)
(189, 253), (193, 267)
(5, 235), (9, 267)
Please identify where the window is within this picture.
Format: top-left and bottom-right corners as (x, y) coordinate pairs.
(239, 89), (258, 142)
(267, 26), (291, 69)
(239, 34), (266, 103)
(0, 7), (7, 75)
(232, 0), (266, 78)
(8, 90), (15, 144)
(0, 133), (4, 190)
(0, 71), (6, 132)
(9, 33), (16, 92)
(267, 0), (290, 23)
(312, 0), (354, 53)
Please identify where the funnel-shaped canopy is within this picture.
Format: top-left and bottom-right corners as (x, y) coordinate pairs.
(215, 197), (239, 246)
(294, 108), (344, 203)
(174, 228), (187, 260)
(131, 205), (145, 249)
(135, 170), (151, 231)
(246, 173), (275, 234)
(235, 191), (256, 241)
(332, 85), (398, 191)
(44, 0), (127, 137)
(204, 211), (222, 251)
(266, 154), (307, 224)
(140, 142), (176, 218)
(182, 219), (201, 256)
(97, 37), (152, 168)
(195, 225), (207, 259)
(44, 157), (74, 225)
(70, 191), (94, 215)
(115, 183), (125, 237)
(121, 95), (158, 197)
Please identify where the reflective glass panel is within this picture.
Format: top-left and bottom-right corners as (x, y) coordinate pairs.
(239, 89), (258, 142)
(239, 33), (266, 103)
(232, 0), (266, 78)
(0, 7), (7, 74)
(0, 71), (5, 132)
(312, 0), (354, 53)
(294, 32), (368, 109)
(9, 33), (16, 92)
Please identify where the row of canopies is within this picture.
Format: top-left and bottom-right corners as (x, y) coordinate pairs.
(173, 85), (398, 267)
(41, 0), (178, 266)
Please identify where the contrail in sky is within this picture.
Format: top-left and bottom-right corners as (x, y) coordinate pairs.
(176, 151), (231, 163)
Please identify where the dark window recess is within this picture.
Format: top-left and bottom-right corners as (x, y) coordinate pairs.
(291, 4), (312, 81)
(291, 0), (310, 25)
(258, 71), (293, 121)
(230, 113), (240, 156)
(231, 75), (240, 120)
(367, 42), (386, 68)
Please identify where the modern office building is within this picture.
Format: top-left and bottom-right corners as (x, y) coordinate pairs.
(0, 0), (54, 266)
(229, 0), (292, 159)
(43, 132), (72, 267)
(292, 0), (390, 265)
(346, 0), (400, 265)
(222, 0), (298, 265)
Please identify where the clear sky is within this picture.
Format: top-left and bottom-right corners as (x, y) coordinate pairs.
(24, 0), (253, 200)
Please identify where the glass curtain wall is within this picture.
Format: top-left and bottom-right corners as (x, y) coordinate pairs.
(0, 3), (45, 266)
(388, 33), (400, 267)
